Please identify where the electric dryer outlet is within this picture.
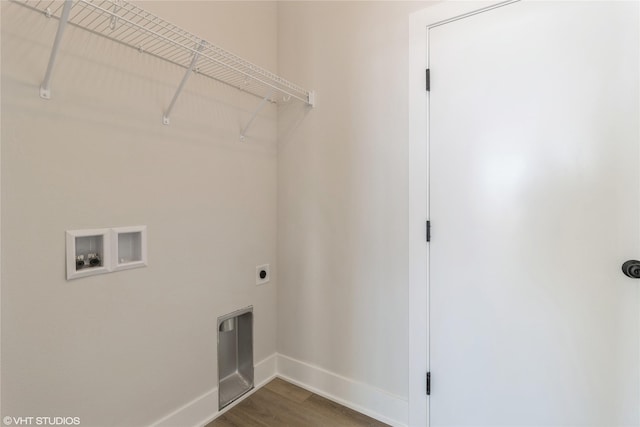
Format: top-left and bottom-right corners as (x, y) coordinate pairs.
(256, 264), (270, 285)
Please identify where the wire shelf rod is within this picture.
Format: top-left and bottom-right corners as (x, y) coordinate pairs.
(74, 6), (98, 26)
(50, 1), (66, 15)
(240, 90), (275, 141)
(94, 2), (199, 49)
(16, 0), (314, 107)
(77, 0), (304, 98)
(163, 40), (204, 125)
(39, 0), (73, 99)
(71, 3), (102, 27)
(78, 2), (204, 55)
(80, 0), (308, 97)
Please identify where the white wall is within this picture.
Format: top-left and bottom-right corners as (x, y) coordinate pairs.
(1, 1), (441, 425)
(277, 0), (431, 406)
(1, 2), (278, 426)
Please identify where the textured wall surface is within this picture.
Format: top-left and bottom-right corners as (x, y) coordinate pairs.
(1, 2), (279, 425)
(277, 1), (431, 400)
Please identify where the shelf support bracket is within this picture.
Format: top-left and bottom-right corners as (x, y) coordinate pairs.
(163, 40), (205, 125)
(39, 0), (73, 99)
(109, 0), (122, 31)
(240, 90), (275, 142)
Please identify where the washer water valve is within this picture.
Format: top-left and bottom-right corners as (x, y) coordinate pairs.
(76, 253), (101, 270)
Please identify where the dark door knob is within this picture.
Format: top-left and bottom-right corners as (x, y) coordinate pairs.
(622, 260), (640, 279)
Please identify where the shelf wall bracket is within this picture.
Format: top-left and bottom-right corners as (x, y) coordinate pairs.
(240, 90), (275, 142)
(39, 0), (73, 99)
(308, 91), (316, 107)
(109, 0), (122, 30)
(163, 40), (205, 125)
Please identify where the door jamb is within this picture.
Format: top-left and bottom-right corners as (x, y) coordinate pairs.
(408, 2), (519, 425)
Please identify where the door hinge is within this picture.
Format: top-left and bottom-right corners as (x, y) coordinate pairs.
(426, 372), (431, 395)
(426, 220), (431, 242)
(426, 69), (430, 92)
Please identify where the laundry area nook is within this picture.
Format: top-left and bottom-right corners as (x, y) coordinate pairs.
(1, 0), (639, 426)
(217, 307), (254, 410)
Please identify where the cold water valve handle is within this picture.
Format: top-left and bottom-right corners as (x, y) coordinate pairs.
(621, 260), (640, 279)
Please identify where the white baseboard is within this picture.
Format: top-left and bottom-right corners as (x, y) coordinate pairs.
(150, 353), (277, 427)
(150, 353), (407, 427)
(276, 353), (408, 427)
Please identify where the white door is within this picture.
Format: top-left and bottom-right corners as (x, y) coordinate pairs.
(429, 1), (639, 425)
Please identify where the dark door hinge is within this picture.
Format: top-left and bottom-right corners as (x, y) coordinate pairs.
(427, 372), (431, 395)
(426, 220), (431, 242)
(426, 69), (430, 92)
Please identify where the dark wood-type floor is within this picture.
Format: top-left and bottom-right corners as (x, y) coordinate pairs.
(206, 378), (389, 427)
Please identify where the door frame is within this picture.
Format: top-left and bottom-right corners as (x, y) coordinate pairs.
(408, 2), (520, 425)
(408, 1), (640, 425)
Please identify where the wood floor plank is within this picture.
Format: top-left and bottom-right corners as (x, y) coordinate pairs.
(263, 377), (312, 403)
(304, 394), (389, 427)
(206, 379), (389, 427)
(216, 395), (274, 427)
(205, 416), (237, 427)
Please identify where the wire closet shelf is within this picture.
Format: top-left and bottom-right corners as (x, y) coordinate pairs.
(15, 0), (315, 133)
